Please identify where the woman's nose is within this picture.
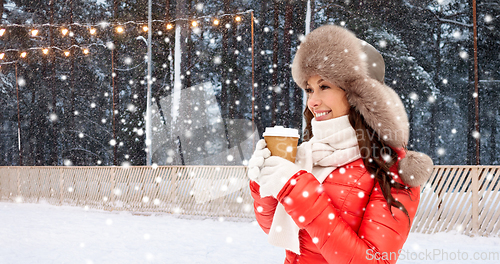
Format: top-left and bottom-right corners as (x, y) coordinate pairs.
(308, 93), (321, 108)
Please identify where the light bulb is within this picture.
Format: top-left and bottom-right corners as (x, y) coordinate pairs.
(64, 51), (70, 57)
(20, 52), (27, 58)
(42, 48), (49, 55)
(89, 28), (96, 35)
(31, 29), (39, 36)
(166, 24), (173, 30)
(61, 28), (68, 36)
(116, 26), (124, 33)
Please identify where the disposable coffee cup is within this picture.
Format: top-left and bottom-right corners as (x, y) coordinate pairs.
(263, 126), (300, 163)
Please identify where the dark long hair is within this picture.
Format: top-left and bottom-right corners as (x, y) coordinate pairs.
(303, 107), (410, 219)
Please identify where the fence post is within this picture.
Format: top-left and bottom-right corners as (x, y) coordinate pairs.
(17, 167), (21, 200)
(471, 167), (479, 235)
(59, 168), (64, 205)
(110, 167), (116, 211)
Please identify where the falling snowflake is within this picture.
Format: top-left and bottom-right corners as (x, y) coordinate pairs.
(106, 42), (115, 50)
(459, 51), (468, 59)
(486, 173), (494, 181)
(49, 113), (58, 122)
(484, 14), (493, 23)
(18, 78), (26, 86)
(213, 56), (221, 65)
(378, 40), (387, 48)
(437, 148), (446, 156)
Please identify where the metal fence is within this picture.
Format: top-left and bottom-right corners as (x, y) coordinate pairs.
(1, 165), (499, 236)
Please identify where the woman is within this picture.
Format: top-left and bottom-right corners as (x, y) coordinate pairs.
(247, 25), (433, 264)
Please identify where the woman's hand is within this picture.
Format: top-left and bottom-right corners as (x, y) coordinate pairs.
(247, 139), (271, 182)
(259, 156), (301, 198)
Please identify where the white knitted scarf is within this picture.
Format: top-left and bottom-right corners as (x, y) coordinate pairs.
(267, 115), (361, 254)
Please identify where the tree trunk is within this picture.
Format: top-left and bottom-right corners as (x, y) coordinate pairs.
(431, 21), (441, 163)
(49, 0), (58, 166)
(0, 0), (4, 24)
(467, 2), (479, 165)
(282, 0), (293, 127)
(69, 0), (78, 164)
(112, 0), (119, 165)
(252, 0), (268, 136)
(271, 0), (280, 126)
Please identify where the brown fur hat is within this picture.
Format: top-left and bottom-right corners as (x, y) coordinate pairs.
(292, 25), (433, 187)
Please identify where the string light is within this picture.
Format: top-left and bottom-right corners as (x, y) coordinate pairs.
(0, 10), (253, 62)
(116, 26), (124, 33)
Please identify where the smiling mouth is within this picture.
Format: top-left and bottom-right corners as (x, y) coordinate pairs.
(315, 111), (331, 117)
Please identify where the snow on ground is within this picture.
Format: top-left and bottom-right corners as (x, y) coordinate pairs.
(1, 202), (499, 264)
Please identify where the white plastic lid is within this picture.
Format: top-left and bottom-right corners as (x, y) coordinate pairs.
(263, 126), (299, 138)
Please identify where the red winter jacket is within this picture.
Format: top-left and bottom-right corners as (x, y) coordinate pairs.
(250, 153), (420, 264)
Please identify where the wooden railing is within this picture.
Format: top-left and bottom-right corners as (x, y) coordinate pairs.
(1, 165), (499, 236)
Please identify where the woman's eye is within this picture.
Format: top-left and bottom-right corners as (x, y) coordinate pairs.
(305, 88), (313, 94)
(320, 85), (330, 90)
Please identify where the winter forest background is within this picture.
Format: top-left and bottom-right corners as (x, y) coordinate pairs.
(0, 0), (498, 167)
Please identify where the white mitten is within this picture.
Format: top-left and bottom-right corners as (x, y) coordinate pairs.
(259, 156), (302, 198)
(247, 139), (271, 182)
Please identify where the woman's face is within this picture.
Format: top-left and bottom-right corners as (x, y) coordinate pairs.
(305, 75), (350, 121)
